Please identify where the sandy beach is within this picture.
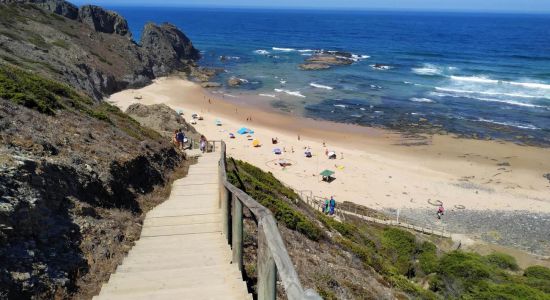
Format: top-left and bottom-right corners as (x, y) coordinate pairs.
(109, 76), (550, 216)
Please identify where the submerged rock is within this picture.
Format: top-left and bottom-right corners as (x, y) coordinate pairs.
(227, 76), (246, 87)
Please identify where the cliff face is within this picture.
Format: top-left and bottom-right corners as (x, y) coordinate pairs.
(0, 1), (201, 298)
(141, 23), (200, 77)
(0, 0), (200, 99)
(78, 5), (132, 38)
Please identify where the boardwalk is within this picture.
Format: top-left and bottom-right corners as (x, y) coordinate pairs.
(94, 153), (252, 300)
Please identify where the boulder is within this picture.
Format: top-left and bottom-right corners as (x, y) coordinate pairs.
(78, 5), (131, 38)
(201, 82), (222, 88)
(140, 22), (200, 77)
(227, 76), (245, 87)
(125, 103), (198, 138)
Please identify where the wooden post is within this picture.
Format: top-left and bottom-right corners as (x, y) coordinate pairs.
(232, 194), (243, 271)
(222, 187), (231, 239)
(258, 222), (277, 300)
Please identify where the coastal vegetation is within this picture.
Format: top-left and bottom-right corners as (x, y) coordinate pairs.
(227, 158), (550, 299)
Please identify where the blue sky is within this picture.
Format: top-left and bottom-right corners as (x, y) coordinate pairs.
(72, 0), (550, 13)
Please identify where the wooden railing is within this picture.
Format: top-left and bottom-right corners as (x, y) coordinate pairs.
(215, 141), (321, 300)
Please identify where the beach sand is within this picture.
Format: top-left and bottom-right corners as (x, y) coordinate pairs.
(109, 76), (550, 216)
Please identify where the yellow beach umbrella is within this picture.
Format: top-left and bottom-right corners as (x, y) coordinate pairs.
(252, 139), (261, 147)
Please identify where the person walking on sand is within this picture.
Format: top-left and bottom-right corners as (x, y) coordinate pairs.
(329, 196), (336, 215)
(200, 135), (208, 153)
(437, 204), (445, 219)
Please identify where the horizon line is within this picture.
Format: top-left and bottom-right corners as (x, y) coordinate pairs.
(76, 3), (550, 15)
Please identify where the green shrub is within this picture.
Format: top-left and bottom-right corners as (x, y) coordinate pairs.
(227, 159), (322, 241)
(525, 266), (550, 281)
(467, 282), (550, 300)
(419, 241), (439, 274)
(52, 39), (69, 49)
(484, 252), (519, 271)
(381, 228), (417, 275)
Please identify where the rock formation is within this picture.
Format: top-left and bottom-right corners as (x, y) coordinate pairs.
(227, 76), (246, 87)
(78, 5), (131, 38)
(299, 50), (355, 71)
(0, 0), (201, 99)
(0, 0), (78, 19)
(140, 23), (200, 77)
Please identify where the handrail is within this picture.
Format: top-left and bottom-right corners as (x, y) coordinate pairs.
(216, 141), (321, 300)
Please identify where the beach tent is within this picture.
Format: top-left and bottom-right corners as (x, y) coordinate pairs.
(304, 148), (312, 157)
(327, 151), (337, 159)
(252, 139), (261, 147)
(273, 148), (282, 155)
(320, 169), (335, 182)
(176, 109), (184, 115)
(229, 133), (235, 139)
(216, 119), (222, 126)
(237, 127), (255, 135)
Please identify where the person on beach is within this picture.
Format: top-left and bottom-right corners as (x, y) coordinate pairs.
(437, 204), (445, 219)
(329, 196), (336, 215)
(200, 135), (208, 153)
(173, 130), (181, 148)
(324, 199), (330, 214)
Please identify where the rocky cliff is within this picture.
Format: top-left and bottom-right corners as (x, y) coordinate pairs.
(0, 1), (202, 299)
(0, 0), (200, 99)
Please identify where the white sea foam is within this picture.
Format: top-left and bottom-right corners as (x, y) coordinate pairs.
(272, 47), (296, 52)
(509, 81), (550, 90)
(475, 118), (540, 130)
(223, 94), (237, 98)
(450, 76), (498, 84)
(274, 88), (306, 98)
(301, 53), (312, 56)
(259, 93), (278, 98)
(333, 104), (347, 108)
(254, 49), (269, 55)
(412, 64), (443, 76)
(297, 49), (315, 53)
(434, 87), (543, 99)
(360, 108), (366, 111)
(431, 90), (544, 108)
(370, 64), (392, 70)
(410, 97), (435, 103)
(280, 80), (287, 85)
(310, 83), (334, 90)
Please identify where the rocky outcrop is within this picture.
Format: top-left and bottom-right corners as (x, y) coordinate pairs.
(299, 50), (354, 71)
(0, 1), (201, 100)
(140, 23), (200, 77)
(78, 5), (131, 38)
(125, 103), (198, 139)
(227, 76), (246, 87)
(0, 0), (78, 19)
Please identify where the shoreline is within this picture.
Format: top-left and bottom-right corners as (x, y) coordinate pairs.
(108, 76), (550, 215)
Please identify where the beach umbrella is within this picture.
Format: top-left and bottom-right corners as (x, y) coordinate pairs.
(237, 127), (249, 135)
(273, 148), (282, 155)
(252, 139), (261, 147)
(215, 119), (222, 126)
(176, 109), (183, 115)
(320, 169), (335, 182)
(229, 133), (235, 139)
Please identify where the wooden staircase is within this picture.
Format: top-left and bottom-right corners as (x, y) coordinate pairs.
(93, 153), (252, 300)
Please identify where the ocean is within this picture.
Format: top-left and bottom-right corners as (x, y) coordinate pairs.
(113, 7), (550, 145)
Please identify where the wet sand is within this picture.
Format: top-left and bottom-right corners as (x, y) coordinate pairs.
(108, 76), (550, 215)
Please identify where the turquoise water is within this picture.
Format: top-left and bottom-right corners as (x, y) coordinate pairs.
(114, 7), (550, 145)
